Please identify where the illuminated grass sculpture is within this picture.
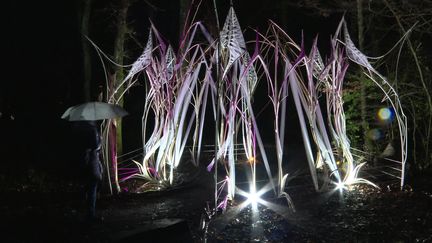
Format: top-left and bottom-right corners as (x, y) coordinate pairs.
(93, 6), (407, 210)
(88, 7), (217, 192)
(255, 18), (407, 193)
(207, 7), (276, 207)
(119, 22), (215, 187)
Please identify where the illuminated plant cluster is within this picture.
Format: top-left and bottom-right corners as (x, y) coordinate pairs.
(100, 7), (407, 209)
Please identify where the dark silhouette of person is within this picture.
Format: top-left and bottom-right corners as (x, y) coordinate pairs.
(72, 121), (103, 221)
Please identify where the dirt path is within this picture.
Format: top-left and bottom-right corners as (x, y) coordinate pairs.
(1, 168), (431, 242)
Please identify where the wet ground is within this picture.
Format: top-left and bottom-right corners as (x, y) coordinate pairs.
(207, 183), (432, 242)
(1, 163), (431, 242)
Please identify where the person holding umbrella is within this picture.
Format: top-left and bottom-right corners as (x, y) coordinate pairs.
(72, 121), (103, 221)
(62, 102), (128, 222)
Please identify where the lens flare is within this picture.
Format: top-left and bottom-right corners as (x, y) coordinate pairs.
(335, 181), (347, 191)
(248, 190), (260, 211)
(367, 128), (382, 140)
(236, 183), (272, 212)
(377, 107), (394, 122)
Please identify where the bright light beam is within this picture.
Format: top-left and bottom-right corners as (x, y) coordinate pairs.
(335, 181), (348, 191)
(236, 182), (273, 211)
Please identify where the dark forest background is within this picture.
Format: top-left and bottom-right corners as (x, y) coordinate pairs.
(2, 0), (431, 190)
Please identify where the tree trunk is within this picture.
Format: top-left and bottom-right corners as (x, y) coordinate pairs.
(79, 0), (93, 102)
(111, 0), (130, 193)
(356, 0), (371, 153)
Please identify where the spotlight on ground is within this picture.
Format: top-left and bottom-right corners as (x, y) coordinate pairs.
(335, 181), (347, 191)
(237, 184), (272, 212)
(247, 190), (260, 211)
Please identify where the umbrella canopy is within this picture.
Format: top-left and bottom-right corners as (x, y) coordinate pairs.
(62, 102), (128, 121)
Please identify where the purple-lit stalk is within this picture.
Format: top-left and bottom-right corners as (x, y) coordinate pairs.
(256, 37), (290, 196)
(257, 22), (324, 193)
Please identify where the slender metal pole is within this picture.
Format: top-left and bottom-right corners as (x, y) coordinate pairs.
(213, 0), (220, 211)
